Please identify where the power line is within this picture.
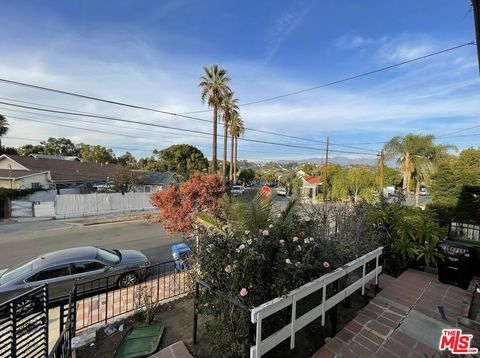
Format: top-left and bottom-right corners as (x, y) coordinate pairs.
(180, 42), (476, 112)
(8, 114), (372, 158)
(436, 124), (480, 138)
(0, 90), (380, 152)
(0, 101), (376, 155)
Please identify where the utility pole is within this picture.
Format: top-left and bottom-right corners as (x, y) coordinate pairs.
(472, 0), (480, 76)
(323, 136), (329, 201)
(380, 150), (385, 193)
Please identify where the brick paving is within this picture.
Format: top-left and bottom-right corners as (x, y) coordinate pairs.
(313, 269), (478, 358)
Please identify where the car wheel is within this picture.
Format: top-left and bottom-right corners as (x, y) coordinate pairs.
(118, 272), (138, 288)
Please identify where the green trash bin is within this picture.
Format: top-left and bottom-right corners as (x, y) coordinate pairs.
(113, 324), (165, 358)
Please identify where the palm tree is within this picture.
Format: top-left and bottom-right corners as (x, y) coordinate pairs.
(0, 114), (9, 151)
(229, 113), (245, 182)
(384, 134), (454, 202)
(220, 91), (239, 183)
(199, 65), (231, 174)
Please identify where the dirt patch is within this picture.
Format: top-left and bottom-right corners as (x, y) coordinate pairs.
(76, 295), (212, 358)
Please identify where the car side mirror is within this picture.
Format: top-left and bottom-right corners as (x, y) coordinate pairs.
(104, 266), (112, 272)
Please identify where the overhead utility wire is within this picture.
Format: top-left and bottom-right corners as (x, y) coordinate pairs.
(0, 86), (380, 153)
(0, 101), (375, 155)
(5, 116), (335, 157)
(180, 42), (476, 112)
(0, 106), (365, 152)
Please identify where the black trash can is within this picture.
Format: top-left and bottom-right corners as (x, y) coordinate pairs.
(437, 239), (475, 289)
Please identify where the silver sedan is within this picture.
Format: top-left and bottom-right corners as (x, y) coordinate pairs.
(0, 246), (149, 304)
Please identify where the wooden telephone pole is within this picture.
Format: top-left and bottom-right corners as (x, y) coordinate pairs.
(380, 149), (385, 194)
(323, 136), (329, 201)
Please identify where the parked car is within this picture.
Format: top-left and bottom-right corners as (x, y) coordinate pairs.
(0, 247), (150, 304)
(276, 187), (287, 196)
(171, 243), (191, 272)
(419, 186), (429, 196)
(231, 185), (245, 196)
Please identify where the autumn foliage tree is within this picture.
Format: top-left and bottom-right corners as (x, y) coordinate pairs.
(149, 173), (227, 235)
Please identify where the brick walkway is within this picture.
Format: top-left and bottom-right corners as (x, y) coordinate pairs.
(76, 271), (189, 330)
(313, 269), (478, 357)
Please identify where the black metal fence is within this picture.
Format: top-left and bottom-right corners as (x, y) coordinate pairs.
(449, 221), (480, 241)
(47, 289), (76, 358)
(0, 285), (49, 358)
(74, 259), (191, 332)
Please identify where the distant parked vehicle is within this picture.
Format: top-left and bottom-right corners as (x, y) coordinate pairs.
(419, 186), (429, 196)
(0, 247), (150, 304)
(276, 188), (287, 196)
(231, 185), (245, 196)
(171, 243), (191, 272)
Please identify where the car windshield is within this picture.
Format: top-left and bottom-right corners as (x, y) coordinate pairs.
(0, 260), (33, 285)
(95, 248), (121, 265)
(232, 186), (242, 190)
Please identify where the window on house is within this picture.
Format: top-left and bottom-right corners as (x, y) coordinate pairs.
(144, 185), (152, 193)
(31, 182), (41, 189)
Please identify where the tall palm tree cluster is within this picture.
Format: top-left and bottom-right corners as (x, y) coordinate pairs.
(384, 134), (454, 206)
(199, 64), (244, 183)
(0, 114), (9, 151)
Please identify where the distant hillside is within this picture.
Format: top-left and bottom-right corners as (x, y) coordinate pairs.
(271, 156), (377, 166)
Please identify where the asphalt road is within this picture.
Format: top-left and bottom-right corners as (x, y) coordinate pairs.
(0, 220), (182, 269)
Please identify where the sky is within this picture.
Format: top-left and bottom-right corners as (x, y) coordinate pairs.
(0, 0), (479, 162)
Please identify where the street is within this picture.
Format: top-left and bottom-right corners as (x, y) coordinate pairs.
(0, 219), (182, 269)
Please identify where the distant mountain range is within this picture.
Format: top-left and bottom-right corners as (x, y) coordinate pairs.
(270, 156), (378, 166)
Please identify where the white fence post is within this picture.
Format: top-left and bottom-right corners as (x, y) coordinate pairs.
(321, 279), (326, 326)
(255, 312), (262, 358)
(375, 254), (380, 286)
(361, 259), (366, 296)
(290, 297), (297, 349)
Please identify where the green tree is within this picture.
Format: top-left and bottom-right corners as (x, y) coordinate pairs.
(329, 167), (377, 204)
(155, 144), (208, 178)
(41, 137), (79, 156)
(229, 112), (245, 182)
(113, 166), (139, 193)
(384, 134), (453, 201)
(199, 64), (231, 174)
(238, 168), (255, 184)
(18, 144), (46, 156)
(117, 152), (137, 166)
(382, 166), (402, 187)
(0, 114), (9, 151)
(430, 148), (480, 221)
(220, 91), (239, 183)
(79, 144), (116, 163)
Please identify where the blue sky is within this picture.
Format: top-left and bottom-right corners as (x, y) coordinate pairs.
(0, 0), (478, 162)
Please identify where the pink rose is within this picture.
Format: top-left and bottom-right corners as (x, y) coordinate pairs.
(240, 288), (248, 297)
(225, 265), (232, 273)
(262, 230), (269, 236)
(292, 236), (299, 242)
(323, 261), (330, 268)
(279, 239), (286, 247)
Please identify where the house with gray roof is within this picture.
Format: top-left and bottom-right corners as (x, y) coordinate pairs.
(133, 171), (179, 193)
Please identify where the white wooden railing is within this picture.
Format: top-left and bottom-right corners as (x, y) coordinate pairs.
(249, 247), (384, 358)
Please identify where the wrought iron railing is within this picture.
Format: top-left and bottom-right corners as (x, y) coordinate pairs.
(74, 260), (191, 332)
(0, 285), (49, 358)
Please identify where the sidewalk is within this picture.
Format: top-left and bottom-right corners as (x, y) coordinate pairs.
(1, 211), (153, 226)
(313, 269), (478, 357)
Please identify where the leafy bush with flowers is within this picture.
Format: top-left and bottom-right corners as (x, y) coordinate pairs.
(195, 196), (380, 357)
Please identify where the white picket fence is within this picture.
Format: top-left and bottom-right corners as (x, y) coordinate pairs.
(55, 192), (154, 218)
(249, 246), (384, 358)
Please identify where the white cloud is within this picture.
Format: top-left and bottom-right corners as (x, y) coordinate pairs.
(263, 0), (316, 64)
